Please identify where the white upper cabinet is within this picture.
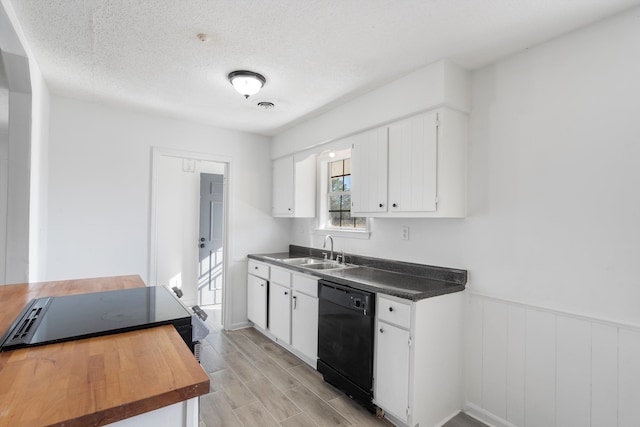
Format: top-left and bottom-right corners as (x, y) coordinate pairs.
(350, 127), (389, 214)
(388, 111), (437, 213)
(351, 107), (467, 218)
(272, 153), (316, 217)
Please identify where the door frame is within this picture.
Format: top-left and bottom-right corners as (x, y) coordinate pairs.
(149, 147), (232, 329)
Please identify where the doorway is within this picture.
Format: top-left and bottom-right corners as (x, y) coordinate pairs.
(198, 173), (224, 327)
(150, 148), (230, 331)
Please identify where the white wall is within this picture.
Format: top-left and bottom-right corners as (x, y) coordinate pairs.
(0, 131), (7, 280)
(274, 6), (640, 427)
(0, 0), (51, 284)
(464, 8), (640, 427)
(47, 96), (289, 326)
(27, 59), (50, 282)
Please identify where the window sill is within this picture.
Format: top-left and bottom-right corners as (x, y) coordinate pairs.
(314, 228), (371, 240)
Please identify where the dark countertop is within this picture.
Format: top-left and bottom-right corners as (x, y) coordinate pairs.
(248, 245), (466, 301)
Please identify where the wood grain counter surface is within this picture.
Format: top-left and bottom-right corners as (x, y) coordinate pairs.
(0, 275), (210, 427)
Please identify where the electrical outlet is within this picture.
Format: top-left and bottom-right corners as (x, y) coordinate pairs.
(401, 226), (409, 240)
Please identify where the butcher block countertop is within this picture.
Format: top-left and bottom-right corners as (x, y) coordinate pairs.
(0, 275), (210, 427)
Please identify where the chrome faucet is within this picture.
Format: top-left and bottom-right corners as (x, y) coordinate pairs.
(323, 235), (334, 261)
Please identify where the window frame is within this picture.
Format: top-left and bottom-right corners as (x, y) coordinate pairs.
(316, 149), (370, 238)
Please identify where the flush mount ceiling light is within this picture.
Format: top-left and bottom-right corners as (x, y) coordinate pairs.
(228, 70), (266, 99)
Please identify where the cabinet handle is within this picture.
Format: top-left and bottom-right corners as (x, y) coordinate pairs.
(288, 208), (292, 211)
(392, 203), (398, 208)
(284, 291), (289, 295)
(379, 203), (384, 208)
(379, 328), (384, 333)
(293, 295), (297, 309)
(254, 266), (258, 270)
(199, 243), (205, 248)
(260, 283), (264, 287)
(200, 237), (205, 242)
(389, 306), (394, 312)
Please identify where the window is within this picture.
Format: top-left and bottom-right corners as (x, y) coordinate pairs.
(327, 158), (366, 230)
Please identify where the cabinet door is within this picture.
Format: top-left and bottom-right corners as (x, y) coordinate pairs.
(351, 127), (388, 214)
(269, 282), (291, 344)
(247, 274), (267, 330)
(375, 322), (410, 422)
(272, 156), (294, 216)
(388, 111), (437, 213)
(291, 291), (318, 361)
(293, 153), (317, 218)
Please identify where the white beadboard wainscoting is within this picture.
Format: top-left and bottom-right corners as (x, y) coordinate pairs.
(464, 293), (640, 427)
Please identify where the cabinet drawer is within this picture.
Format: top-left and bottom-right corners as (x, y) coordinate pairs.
(377, 295), (411, 328)
(248, 260), (269, 280)
(271, 266), (291, 287)
(292, 273), (318, 297)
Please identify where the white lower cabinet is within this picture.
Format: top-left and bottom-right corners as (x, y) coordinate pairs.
(375, 322), (410, 421)
(247, 260), (269, 330)
(246, 274), (267, 330)
(374, 292), (463, 427)
(269, 281), (291, 345)
(246, 264), (319, 368)
(291, 273), (319, 364)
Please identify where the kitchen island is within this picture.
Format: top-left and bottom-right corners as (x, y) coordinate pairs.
(0, 275), (210, 427)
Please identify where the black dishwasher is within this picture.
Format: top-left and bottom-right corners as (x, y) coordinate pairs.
(317, 279), (376, 411)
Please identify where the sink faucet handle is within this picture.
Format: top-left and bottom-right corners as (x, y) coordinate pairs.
(340, 250), (345, 264)
(322, 252), (328, 261)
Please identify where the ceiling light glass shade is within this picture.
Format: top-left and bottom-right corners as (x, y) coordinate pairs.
(228, 70), (266, 99)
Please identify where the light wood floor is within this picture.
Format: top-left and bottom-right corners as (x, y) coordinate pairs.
(199, 311), (485, 427)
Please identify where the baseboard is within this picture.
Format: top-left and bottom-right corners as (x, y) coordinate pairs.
(463, 402), (517, 427)
(228, 321), (252, 331)
(434, 410), (463, 427)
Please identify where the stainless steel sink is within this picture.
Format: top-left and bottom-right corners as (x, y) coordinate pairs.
(273, 256), (356, 271)
(279, 257), (317, 265)
(300, 261), (356, 270)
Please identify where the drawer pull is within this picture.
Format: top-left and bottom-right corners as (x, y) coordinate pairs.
(389, 306), (394, 312)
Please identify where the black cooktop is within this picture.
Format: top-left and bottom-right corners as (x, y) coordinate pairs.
(0, 286), (192, 352)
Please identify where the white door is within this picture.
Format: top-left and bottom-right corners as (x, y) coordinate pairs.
(351, 127), (388, 214)
(246, 275), (267, 330)
(375, 322), (410, 422)
(291, 291), (318, 361)
(198, 173), (224, 305)
(153, 153), (227, 320)
(269, 282), (291, 344)
(388, 111), (438, 212)
(272, 156), (294, 216)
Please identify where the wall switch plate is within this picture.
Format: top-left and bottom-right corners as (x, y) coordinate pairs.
(401, 226), (409, 240)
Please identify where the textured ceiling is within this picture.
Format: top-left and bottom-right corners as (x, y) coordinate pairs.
(7, 0), (640, 136)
